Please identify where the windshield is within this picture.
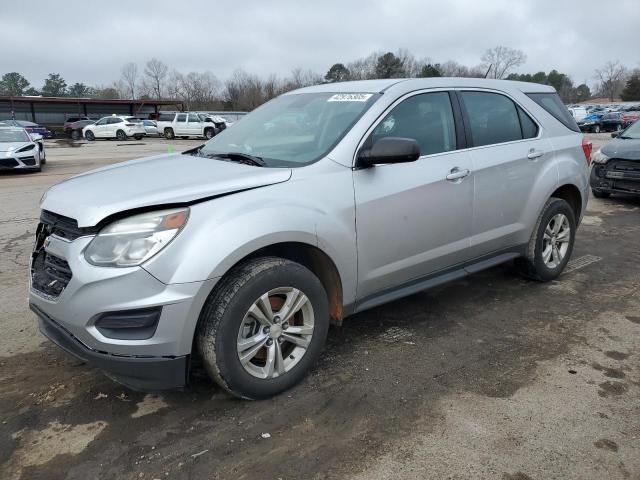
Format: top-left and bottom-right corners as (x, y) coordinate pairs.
(0, 129), (30, 142)
(199, 92), (380, 167)
(620, 121), (640, 139)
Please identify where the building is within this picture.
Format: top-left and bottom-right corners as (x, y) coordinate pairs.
(0, 96), (185, 131)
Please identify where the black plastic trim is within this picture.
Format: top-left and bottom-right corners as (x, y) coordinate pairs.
(94, 307), (162, 340)
(31, 304), (188, 391)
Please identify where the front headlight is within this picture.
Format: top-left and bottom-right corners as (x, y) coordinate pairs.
(591, 149), (610, 164)
(84, 208), (189, 267)
(16, 144), (36, 153)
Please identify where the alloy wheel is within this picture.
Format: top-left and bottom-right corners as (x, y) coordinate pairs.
(542, 213), (570, 269)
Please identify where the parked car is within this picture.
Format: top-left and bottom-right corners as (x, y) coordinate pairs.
(578, 111), (605, 133)
(568, 106), (587, 123)
(198, 114), (228, 135)
(30, 78), (589, 399)
(599, 112), (625, 132)
(0, 127), (46, 172)
(63, 116), (92, 131)
(156, 112), (217, 139)
(590, 120), (640, 198)
(142, 119), (159, 136)
(82, 116), (146, 141)
(0, 119), (53, 138)
(65, 119), (95, 140)
(621, 111), (640, 128)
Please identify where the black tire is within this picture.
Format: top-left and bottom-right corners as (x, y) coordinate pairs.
(71, 129), (81, 140)
(85, 130), (95, 141)
(615, 123), (623, 132)
(164, 128), (175, 140)
(593, 124), (601, 133)
(197, 257), (329, 400)
(116, 130), (127, 141)
(40, 147), (46, 165)
(592, 189), (610, 199)
(515, 197), (576, 282)
(134, 134), (144, 140)
(204, 128), (215, 139)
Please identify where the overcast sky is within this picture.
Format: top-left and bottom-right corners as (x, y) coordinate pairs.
(1, 0), (638, 89)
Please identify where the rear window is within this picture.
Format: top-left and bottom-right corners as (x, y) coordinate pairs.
(526, 92), (580, 132)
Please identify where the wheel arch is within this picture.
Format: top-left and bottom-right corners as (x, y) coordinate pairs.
(550, 183), (583, 220)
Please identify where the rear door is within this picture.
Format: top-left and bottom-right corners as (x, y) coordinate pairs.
(457, 90), (553, 258)
(187, 113), (202, 136)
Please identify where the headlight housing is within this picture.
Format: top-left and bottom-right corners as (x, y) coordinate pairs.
(16, 144), (36, 153)
(84, 208), (189, 267)
(591, 149), (610, 164)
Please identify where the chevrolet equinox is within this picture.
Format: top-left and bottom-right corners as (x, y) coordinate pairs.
(29, 78), (591, 399)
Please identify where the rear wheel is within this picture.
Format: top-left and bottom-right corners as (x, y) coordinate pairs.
(197, 257), (329, 400)
(616, 123), (623, 132)
(71, 129), (81, 140)
(134, 134), (144, 140)
(592, 189), (610, 199)
(116, 130), (127, 141)
(593, 124), (601, 133)
(164, 128), (174, 139)
(515, 198), (576, 282)
(85, 130), (95, 141)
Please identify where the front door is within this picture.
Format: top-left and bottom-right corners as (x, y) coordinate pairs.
(353, 91), (474, 302)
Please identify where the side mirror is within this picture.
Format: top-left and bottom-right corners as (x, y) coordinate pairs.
(611, 132), (619, 138)
(357, 137), (420, 168)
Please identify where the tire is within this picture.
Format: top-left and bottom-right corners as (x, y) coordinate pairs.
(515, 197), (576, 282)
(593, 124), (600, 134)
(85, 130), (95, 141)
(197, 257), (329, 400)
(615, 124), (623, 132)
(592, 189), (610, 199)
(164, 128), (174, 140)
(204, 128), (215, 139)
(134, 134), (144, 140)
(116, 130), (127, 141)
(71, 129), (81, 140)
(40, 146), (46, 165)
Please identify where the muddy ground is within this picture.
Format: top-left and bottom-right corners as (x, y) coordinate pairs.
(1, 134), (639, 480)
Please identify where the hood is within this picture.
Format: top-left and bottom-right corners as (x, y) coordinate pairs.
(42, 153), (292, 227)
(601, 139), (640, 161)
(0, 141), (32, 153)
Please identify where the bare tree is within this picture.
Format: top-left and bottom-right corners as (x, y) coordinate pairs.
(439, 60), (485, 78)
(120, 62), (138, 99)
(594, 61), (628, 101)
(481, 46), (526, 79)
(144, 58), (168, 99)
(180, 71), (221, 109)
(347, 52), (380, 80)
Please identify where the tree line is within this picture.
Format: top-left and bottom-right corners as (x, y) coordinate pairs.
(1, 47), (638, 112)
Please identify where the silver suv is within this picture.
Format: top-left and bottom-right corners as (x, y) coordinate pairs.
(29, 78), (590, 399)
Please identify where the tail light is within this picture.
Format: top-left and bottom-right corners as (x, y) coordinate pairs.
(582, 137), (592, 166)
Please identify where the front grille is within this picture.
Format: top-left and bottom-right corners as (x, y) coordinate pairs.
(0, 158), (19, 167)
(31, 250), (72, 298)
(40, 210), (97, 241)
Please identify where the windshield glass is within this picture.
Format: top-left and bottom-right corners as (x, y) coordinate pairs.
(620, 121), (640, 139)
(0, 129), (29, 142)
(199, 92), (380, 167)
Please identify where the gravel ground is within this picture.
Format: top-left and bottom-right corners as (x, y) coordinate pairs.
(0, 133), (638, 480)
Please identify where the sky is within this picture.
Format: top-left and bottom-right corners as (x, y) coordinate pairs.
(1, 0), (638, 89)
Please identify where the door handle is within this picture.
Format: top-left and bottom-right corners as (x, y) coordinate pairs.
(527, 150), (544, 160)
(446, 167), (470, 181)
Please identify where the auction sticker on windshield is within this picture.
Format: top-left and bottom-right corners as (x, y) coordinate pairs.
(327, 93), (373, 102)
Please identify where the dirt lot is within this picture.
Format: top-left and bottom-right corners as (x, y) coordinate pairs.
(1, 134), (639, 480)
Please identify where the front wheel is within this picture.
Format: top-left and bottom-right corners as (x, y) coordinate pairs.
(197, 257), (329, 400)
(85, 130), (95, 141)
(593, 124), (601, 133)
(204, 128), (215, 139)
(515, 197), (576, 282)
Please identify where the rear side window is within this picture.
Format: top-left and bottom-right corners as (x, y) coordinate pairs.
(459, 91), (522, 147)
(517, 106), (539, 139)
(188, 114), (200, 122)
(158, 113), (176, 122)
(176, 114), (187, 122)
(526, 92), (580, 132)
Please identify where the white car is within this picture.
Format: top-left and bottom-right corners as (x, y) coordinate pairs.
(0, 127), (46, 172)
(156, 112), (217, 139)
(83, 116), (146, 141)
(142, 120), (159, 136)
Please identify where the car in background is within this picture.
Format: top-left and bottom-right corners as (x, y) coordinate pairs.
(590, 120), (640, 198)
(198, 114), (228, 135)
(0, 127), (46, 172)
(142, 119), (159, 136)
(82, 116), (146, 141)
(568, 106), (587, 124)
(621, 111), (640, 128)
(599, 112), (625, 132)
(578, 111), (605, 133)
(63, 116), (93, 131)
(155, 112), (216, 139)
(65, 119), (96, 140)
(0, 119), (54, 138)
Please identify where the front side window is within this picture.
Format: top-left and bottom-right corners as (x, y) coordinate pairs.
(95, 118), (108, 126)
(460, 91), (523, 147)
(176, 114), (187, 122)
(199, 92), (379, 167)
(370, 92), (457, 156)
(188, 114), (200, 123)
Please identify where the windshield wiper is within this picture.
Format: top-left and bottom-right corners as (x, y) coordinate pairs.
(203, 151), (266, 167)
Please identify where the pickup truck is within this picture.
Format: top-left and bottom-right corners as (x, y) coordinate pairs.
(156, 112), (218, 140)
